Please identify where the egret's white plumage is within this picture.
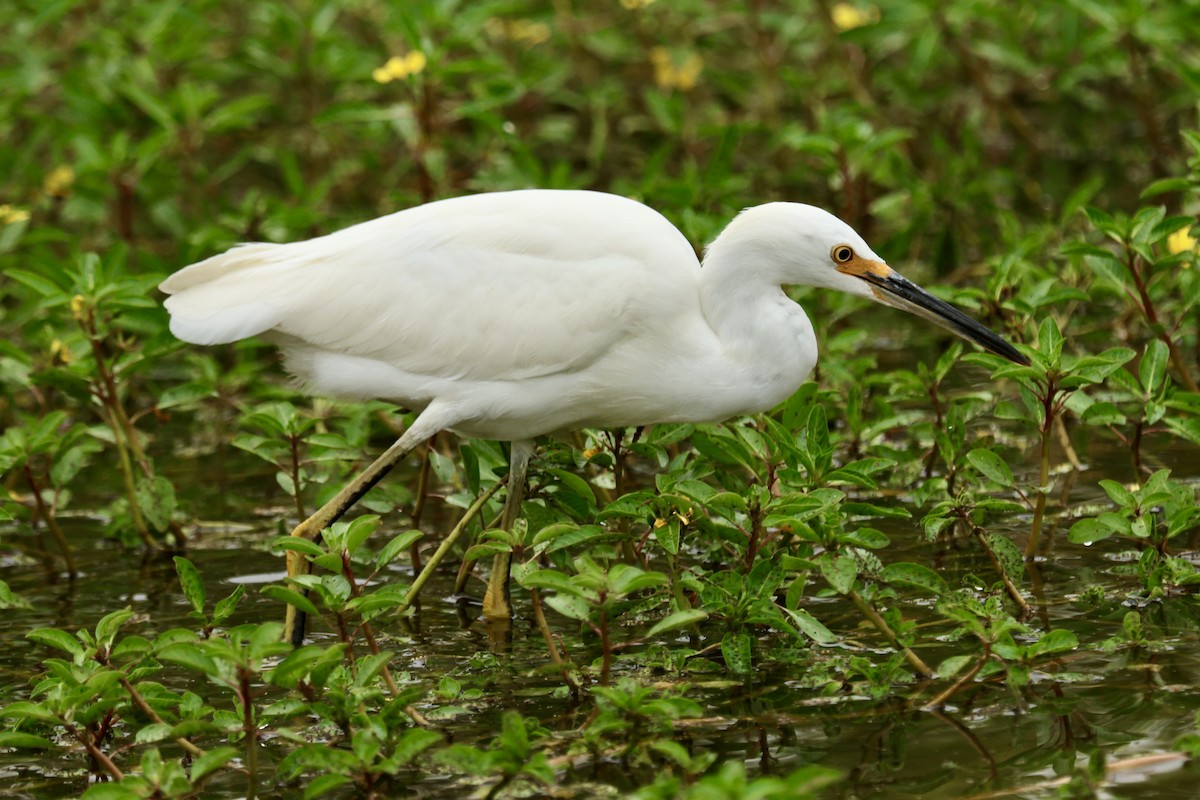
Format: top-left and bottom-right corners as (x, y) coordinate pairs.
(162, 190), (902, 440)
(161, 188), (1025, 638)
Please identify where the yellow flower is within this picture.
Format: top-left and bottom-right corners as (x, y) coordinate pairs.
(1167, 226), (1197, 255)
(50, 339), (71, 365)
(620, 0), (656, 9)
(372, 51), (427, 83)
(485, 18), (552, 45)
(44, 165), (75, 198)
(650, 48), (703, 91)
(581, 447), (601, 459)
(70, 294), (88, 320)
(0, 204), (30, 224)
(831, 2), (880, 31)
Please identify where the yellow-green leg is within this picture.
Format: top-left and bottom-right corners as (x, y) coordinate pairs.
(482, 439), (534, 621)
(283, 414), (443, 646)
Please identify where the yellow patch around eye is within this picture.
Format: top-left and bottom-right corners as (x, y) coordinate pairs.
(835, 255), (892, 279)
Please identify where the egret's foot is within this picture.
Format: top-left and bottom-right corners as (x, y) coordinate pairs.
(482, 552), (512, 621)
(282, 518), (324, 647)
(482, 579), (512, 621)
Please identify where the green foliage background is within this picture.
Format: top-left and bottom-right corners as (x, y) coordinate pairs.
(3, 1), (1200, 798)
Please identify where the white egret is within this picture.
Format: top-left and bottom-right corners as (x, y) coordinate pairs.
(160, 189), (1026, 644)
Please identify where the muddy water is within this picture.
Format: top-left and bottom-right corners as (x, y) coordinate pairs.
(2, 431), (1199, 798)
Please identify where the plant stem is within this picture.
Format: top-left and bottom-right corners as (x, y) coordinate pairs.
(1126, 251), (1200, 393)
(61, 718), (124, 780)
(239, 669), (258, 800)
(83, 324), (152, 477)
(117, 674), (205, 757)
(23, 467), (76, 578)
(598, 607), (612, 685)
(1025, 418), (1052, 561)
(531, 587), (580, 695)
(847, 589), (933, 679)
(289, 434), (305, 520)
(922, 650), (990, 710)
(407, 440), (434, 589)
(970, 526), (1030, 615)
(395, 479), (504, 616)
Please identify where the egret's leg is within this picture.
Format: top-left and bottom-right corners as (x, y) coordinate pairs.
(482, 439), (535, 621)
(284, 409), (448, 646)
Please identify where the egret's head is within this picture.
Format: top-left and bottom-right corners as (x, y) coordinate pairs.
(709, 203), (1029, 365)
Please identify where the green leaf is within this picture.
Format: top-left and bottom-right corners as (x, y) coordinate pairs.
(262, 586), (321, 617)
(879, 562), (949, 595)
(966, 448), (1014, 487)
(212, 585), (246, 626)
(0, 731), (56, 749)
(542, 593), (591, 621)
(191, 746), (239, 782)
(520, 569), (583, 596)
(95, 608), (135, 649)
(303, 775), (352, 800)
(818, 555), (857, 595)
(1098, 479), (1136, 508)
(269, 643), (346, 689)
(783, 607), (837, 644)
(647, 609), (708, 637)
(1037, 317), (1064, 364)
(136, 475), (177, 532)
(840, 528), (891, 550)
(1068, 519), (1114, 544)
(1140, 177), (1191, 198)
(391, 727), (442, 765)
(0, 701), (60, 724)
(652, 519), (680, 555)
(81, 784), (142, 800)
(1029, 628), (1078, 658)
(0, 580), (30, 610)
(271, 536), (326, 557)
(936, 655), (974, 679)
(1139, 340), (1168, 393)
(721, 631), (753, 673)
(174, 557), (206, 615)
(157, 643), (219, 677)
(134, 723), (174, 744)
(343, 515), (381, 555)
(26, 628), (85, 658)
(376, 529), (423, 569)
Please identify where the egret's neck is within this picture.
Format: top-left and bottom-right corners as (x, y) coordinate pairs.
(698, 236), (817, 386)
(700, 235), (803, 340)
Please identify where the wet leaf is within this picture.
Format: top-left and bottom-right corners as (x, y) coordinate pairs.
(721, 631), (752, 673)
(648, 609), (708, 637)
(174, 556), (206, 615)
(966, 448), (1014, 487)
(879, 563), (949, 595)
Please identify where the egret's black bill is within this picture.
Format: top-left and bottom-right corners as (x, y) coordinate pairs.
(863, 271), (1030, 366)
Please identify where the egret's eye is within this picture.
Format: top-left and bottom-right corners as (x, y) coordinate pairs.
(832, 245), (854, 264)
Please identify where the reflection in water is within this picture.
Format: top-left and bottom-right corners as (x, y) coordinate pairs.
(2, 435), (1200, 798)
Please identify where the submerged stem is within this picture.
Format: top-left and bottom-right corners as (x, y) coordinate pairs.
(1025, 422), (1052, 561)
(847, 589), (933, 679)
(531, 587), (580, 695)
(23, 467), (76, 578)
(970, 526), (1030, 615)
(240, 669), (258, 800)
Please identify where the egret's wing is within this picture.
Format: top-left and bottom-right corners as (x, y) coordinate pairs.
(161, 191), (700, 383)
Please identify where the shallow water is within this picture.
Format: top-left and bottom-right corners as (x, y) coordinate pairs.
(2, 430), (1200, 798)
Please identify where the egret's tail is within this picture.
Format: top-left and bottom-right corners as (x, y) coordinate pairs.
(160, 243), (296, 345)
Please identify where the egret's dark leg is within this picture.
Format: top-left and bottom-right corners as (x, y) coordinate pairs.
(482, 439), (535, 621)
(284, 411), (447, 646)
